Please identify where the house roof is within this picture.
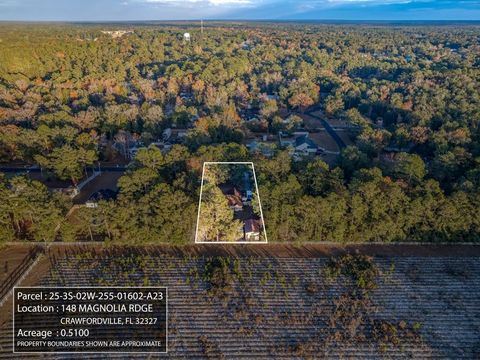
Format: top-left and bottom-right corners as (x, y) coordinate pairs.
(87, 189), (117, 203)
(234, 188), (242, 198)
(227, 193), (243, 208)
(295, 134), (318, 149)
(244, 219), (260, 234)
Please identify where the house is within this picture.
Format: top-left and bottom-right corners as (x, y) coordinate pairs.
(279, 132), (318, 156)
(384, 142), (414, 153)
(266, 94), (279, 101)
(244, 219), (260, 241)
(51, 186), (79, 199)
(128, 146), (146, 160)
(101, 30), (133, 38)
(179, 92), (194, 102)
(279, 133), (295, 147)
(247, 141), (275, 157)
(151, 142), (172, 154)
(85, 189), (117, 208)
(241, 40), (253, 50)
(294, 134), (318, 155)
(239, 108), (257, 120)
(163, 128), (172, 142)
(170, 129), (188, 143)
(376, 117), (384, 128)
(279, 131), (324, 160)
(246, 136), (276, 157)
(279, 131), (308, 147)
(113, 134), (142, 160)
(226, 189), (243, 212)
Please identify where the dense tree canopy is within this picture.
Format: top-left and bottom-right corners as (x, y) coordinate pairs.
(0, 23), (479, 243)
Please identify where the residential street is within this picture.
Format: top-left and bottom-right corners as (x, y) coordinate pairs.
(305, 109), (347, 150)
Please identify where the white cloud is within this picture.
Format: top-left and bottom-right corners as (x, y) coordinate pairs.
(325, 0), (415, 3)
(294, 0), (418, 10)
(209, 0), (253, 4)
(143, 0), (254, 5)
(327, 0), (401, 2)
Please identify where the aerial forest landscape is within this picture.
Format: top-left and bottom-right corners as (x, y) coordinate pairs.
(0, 22), (479, 244)
(0, 2), (479, 357)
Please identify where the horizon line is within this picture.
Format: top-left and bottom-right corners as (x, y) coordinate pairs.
(0, 19), (480, 23)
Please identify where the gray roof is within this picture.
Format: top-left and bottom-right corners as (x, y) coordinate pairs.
(295, 135), (317, 149)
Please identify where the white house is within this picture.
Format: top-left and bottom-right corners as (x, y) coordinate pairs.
(244, 219), (260, 241)
(101, 30), (133, 38)
(294, 134), (318, 155)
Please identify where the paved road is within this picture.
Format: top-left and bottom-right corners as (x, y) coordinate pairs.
(306, 111), (347, 150)
(320, 119), (347, 149)
(0, 166), (127, 173)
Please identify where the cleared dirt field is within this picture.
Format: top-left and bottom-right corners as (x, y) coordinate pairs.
(0, 244), (479, 359)
(0, 245), (35, 285)
(309, 131), (340, 152)
(334, 129), (354, 147)
(308, 111), (350, 127)
(298, 113), (323, 129)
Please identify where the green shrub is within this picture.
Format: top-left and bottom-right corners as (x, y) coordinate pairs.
(324, 254), (379, 290)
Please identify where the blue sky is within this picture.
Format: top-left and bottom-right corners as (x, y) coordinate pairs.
(0, 0), (479, 21)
